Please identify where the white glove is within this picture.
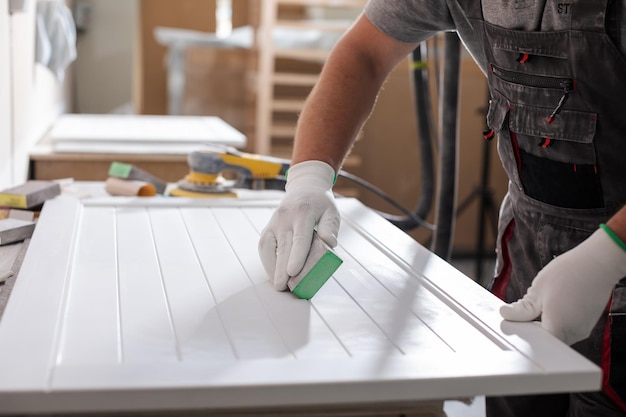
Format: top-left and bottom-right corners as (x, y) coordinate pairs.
(258, 160), (340, 291)
(500, 227), (626, 345)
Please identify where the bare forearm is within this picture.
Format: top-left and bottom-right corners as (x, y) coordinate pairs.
(606, 205), (626, 243)
(291, 14), (418, 171)
(291, 47), (381, 170)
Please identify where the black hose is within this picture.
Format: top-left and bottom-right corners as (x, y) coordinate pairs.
(338, 169), (435, 231)
(432, 32), (462, 260)
(382, 42), (436, 231)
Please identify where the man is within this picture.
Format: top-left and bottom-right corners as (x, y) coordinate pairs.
(258, 1), (626, 415)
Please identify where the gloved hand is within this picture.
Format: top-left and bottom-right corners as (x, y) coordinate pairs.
(500, 226), (626, 345)
(258, 160), (340, 291)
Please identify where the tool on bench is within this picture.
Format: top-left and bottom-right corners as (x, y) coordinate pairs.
(169, 145), (289, 197)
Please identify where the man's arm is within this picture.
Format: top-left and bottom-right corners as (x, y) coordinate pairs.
(501, 205), (626, 345)
(606, 205), (626, 243)
(258, 14), (418, 290)
(291, 13), (419, 170)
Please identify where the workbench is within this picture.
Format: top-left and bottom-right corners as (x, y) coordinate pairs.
(29, 114), (247, 182)
(0, 188), (601, 416)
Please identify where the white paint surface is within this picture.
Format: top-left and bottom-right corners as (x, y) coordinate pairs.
(45, 114), (247, 153)
(0, 196), (601, 415)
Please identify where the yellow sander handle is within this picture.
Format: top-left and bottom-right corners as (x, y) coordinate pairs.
(181, 145), (290, 191)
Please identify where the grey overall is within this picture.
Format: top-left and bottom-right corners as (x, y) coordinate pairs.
(461, 0), (626, 415)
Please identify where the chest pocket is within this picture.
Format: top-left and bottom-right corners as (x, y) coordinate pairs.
(487, 89), (604, 209)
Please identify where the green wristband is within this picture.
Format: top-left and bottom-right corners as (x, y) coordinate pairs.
(600, 223), (626, 252)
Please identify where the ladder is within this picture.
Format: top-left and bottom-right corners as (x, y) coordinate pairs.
(253, 0), (367, 157)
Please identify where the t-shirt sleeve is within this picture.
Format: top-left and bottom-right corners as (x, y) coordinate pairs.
(364, 0), (455, 43)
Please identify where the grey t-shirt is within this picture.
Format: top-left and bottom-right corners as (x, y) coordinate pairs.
(364, 0), (626, 73)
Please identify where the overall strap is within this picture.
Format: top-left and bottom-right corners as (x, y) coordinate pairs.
(461, 0), (483, 20)
(557, 0), (609, 31)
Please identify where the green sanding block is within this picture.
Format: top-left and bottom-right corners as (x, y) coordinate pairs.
(109, 162), (167, 195)
(287, 232), (343, 300)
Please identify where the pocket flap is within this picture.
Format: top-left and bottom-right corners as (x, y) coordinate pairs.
(509, 103), (597, 144)
(486, 23), (569, 59)
(486, 91), (509, 132)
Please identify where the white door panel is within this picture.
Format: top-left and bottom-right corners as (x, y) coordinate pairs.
(0, 197), (601, 415)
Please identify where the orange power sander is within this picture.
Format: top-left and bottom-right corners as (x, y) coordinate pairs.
(169, 145), (290, 197)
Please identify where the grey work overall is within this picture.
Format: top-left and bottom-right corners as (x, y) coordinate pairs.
(462, 0), (626, 415)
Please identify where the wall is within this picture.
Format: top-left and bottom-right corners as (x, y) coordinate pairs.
(0, 0), (11, 190)
(73, 0), (137, 114)
(0, 0), (72, 189)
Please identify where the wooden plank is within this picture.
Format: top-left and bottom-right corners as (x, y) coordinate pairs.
(270, 123), (297, 138)
(274, 49), (330, 61)
(275, 0), (366, 7)
(272, 98), (306, 112)
(272, 72), (319, 86)
(254, 0), (278, 154)
(275, 19), (353, 32)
